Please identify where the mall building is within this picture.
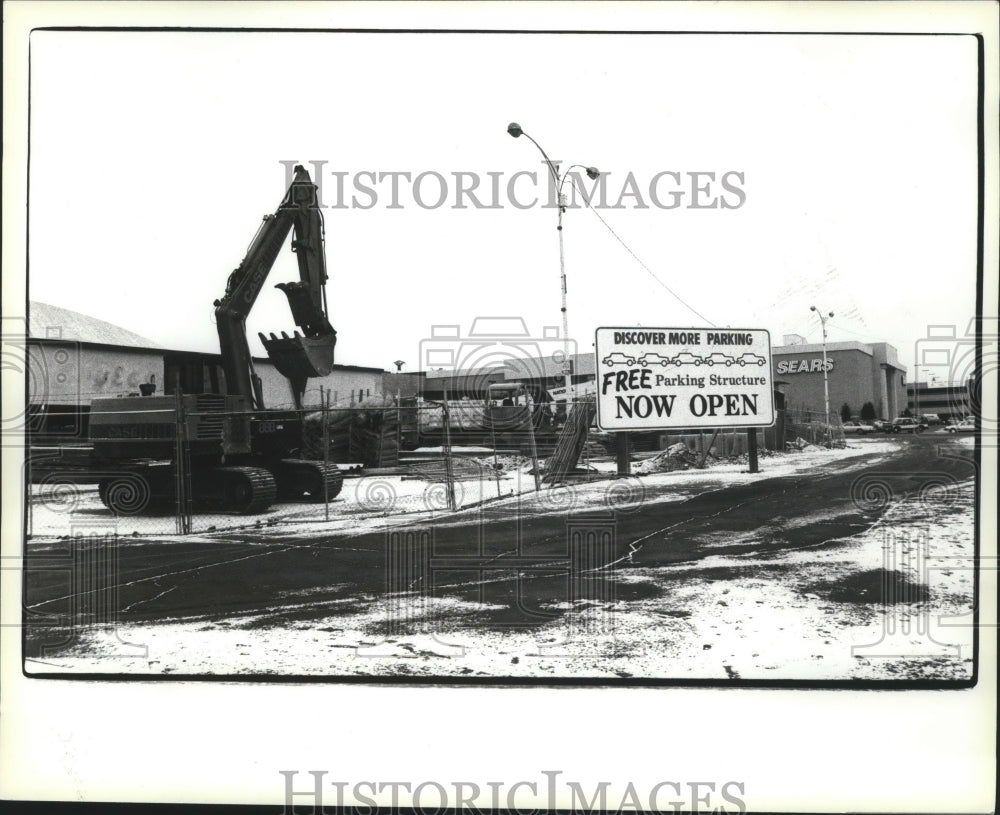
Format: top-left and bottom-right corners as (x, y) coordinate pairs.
(772, 335), (907, 421)
(406, 330), (910, 425)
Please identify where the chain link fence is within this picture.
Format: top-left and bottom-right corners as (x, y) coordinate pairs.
(784, 407), (847, 448)
(27, 396), (810, 538)
(28, 402), (187, 539)
(27, 397), (550, 538)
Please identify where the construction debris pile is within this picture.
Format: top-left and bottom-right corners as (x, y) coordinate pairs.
(404, 457), (491, 481)
(633, 442), (702, 474)
(301, 399), (400, 468)
(474, 453), (534, 474)
(721, 447), (780, 466)
(349, 406), (399, 467)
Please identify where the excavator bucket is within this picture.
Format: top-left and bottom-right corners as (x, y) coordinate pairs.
(260, 330), (336, 380)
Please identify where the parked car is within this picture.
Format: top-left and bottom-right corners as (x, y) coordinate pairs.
(736, 352), (766, 367)
(602, 352), (635, 366)
(842, 421), (875, 434)
(871, 419), (889, 432)
(946, 419), (977, 433)
(638, 351), (671, 367)
(890, 417), (927, 434)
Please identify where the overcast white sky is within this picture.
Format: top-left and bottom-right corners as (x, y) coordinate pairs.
(28, 30), (980, 380)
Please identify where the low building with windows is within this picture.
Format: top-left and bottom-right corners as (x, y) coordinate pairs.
(906, 380), (976, 422)
(25, 301), (386, 441)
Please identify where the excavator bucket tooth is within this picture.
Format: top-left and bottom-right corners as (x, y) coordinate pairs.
(260, 330), (336, 379)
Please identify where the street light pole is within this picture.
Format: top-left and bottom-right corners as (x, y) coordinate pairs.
(810, 305), (834, 442)
(556, 195), (569, 398)
(507, 122), (599, 404)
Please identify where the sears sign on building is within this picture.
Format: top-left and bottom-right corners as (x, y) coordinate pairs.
(776, 358), (834, 374)
(595, 327), (774, 431)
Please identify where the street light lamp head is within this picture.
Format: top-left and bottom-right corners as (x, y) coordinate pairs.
(507, 122), (523, 138)
(586, 166), (600, 180)
(810, 305), (817, 312)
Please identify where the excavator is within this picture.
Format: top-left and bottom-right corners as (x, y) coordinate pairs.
(87, 166), (343, 514)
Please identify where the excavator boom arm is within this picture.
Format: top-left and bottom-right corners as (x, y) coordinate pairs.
(213, 166), (337, 408)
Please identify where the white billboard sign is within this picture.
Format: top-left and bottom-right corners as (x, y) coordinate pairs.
(595, 327), (774, 431)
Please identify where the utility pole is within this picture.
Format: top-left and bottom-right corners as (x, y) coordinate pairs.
(810, 305), (834, 444)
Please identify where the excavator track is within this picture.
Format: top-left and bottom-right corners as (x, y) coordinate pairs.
(274, 460), (343, 503)
(211, 466), (278, 514)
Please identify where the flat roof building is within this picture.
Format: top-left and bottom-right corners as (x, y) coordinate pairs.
(907, 380), (976, 421)
(25, 301), (387, 440)
(771, 340), (907, 421)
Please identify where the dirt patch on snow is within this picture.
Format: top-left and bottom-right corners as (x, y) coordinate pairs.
(803, 568), (930, 605)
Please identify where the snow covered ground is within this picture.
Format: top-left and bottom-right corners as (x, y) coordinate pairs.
(24, 437), (978, 681)
(27, 438), (902, 541)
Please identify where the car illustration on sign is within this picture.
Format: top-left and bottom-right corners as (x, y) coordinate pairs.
(670, 351), (703, 366)
(704, 352), (736, 367)
(638, 351), (671, 367)
(602, 351), (636, 366)
(736, 352), (766, 367)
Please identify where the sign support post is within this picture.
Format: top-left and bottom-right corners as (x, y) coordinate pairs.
(615, 433), (630, 476)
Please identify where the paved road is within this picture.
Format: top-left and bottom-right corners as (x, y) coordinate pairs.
(23, 434), (976, 655)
